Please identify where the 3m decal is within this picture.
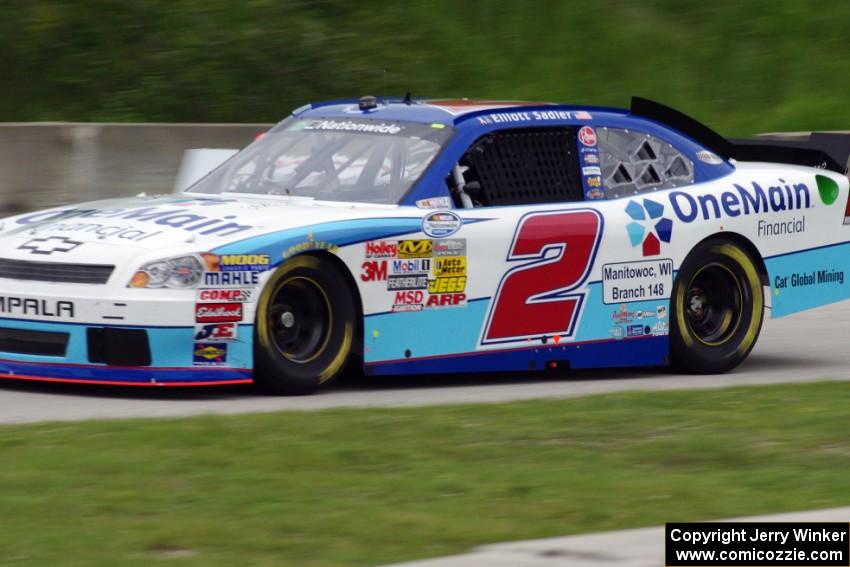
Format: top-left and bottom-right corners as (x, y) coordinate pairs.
(397, 240), (432, 258)
(360, 260), (388, 282)
(195, 303), (243, 323)
(482, 209), (603, 343)
(194, 323), (238, 342)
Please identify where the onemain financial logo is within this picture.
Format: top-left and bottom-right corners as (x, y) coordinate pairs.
(669, 180), (812, 222)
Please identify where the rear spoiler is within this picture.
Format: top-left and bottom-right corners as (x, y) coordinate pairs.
(630, 97), (849, 173)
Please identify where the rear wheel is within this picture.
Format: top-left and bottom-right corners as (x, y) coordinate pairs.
(254, 255), (356, 394)
(670, 239), (764, 373)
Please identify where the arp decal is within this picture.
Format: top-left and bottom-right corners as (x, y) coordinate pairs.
(482, 209), (603, 344)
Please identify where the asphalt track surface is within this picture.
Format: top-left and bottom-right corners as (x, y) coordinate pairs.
(0, 300), (848, 424)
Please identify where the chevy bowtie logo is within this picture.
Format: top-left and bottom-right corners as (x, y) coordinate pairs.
(18, 236), (83, 255)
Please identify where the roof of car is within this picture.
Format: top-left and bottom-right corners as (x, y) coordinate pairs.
(292, 97), (628, 126)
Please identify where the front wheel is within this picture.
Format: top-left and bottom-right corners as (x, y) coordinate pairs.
(670, 239), (764, 374)
(254, 255), (356, 394)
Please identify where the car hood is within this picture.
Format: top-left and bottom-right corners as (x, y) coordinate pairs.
(0, 193), (403, 264)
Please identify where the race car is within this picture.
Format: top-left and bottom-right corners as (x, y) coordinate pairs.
(0, 95), (848, 394)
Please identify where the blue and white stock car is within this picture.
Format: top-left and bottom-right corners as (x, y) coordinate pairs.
(0, 96), (848, 393)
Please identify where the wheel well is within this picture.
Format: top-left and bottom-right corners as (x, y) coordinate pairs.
(689, 232), (769, 286)
(297, 251), (364, 356)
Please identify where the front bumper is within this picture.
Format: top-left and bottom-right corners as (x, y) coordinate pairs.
(0, 282), (254, 386)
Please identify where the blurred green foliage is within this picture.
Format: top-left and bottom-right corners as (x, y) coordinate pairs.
(2, 0), (850, 134)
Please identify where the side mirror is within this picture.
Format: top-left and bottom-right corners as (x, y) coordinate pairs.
(174, 148), (239, 192)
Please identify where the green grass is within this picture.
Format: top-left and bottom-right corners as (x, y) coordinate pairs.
(2, 382), (850, 566)
(5, 0), (850, 135)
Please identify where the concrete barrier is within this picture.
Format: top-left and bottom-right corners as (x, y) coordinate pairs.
(0, 122), (272, 214)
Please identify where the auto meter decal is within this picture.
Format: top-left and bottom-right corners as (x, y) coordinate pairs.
(422, 211), (462, 238)
(195, 303), (243, 323)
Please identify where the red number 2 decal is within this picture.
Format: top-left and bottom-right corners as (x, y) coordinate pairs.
(483, 210), (603, 343)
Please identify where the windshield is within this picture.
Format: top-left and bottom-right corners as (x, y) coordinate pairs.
(190, 117), (453, 204)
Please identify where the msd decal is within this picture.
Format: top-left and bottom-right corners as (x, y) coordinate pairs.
(625, 199), (673, 257)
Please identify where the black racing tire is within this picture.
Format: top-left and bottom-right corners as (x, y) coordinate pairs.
(670, 238), (764, 374)
(253, 255), (356, 395)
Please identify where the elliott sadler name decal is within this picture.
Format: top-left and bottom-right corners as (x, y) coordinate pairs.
(669, 180), (810, 222)
(15, 205), (255, 239)
(0, 296), (74, 318)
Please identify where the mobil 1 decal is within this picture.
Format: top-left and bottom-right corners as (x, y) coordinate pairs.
(481, 209), (603, 345)
(577, 126), (604, 200)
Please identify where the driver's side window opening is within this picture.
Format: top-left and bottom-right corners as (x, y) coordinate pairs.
(449, 127), (583, 207)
